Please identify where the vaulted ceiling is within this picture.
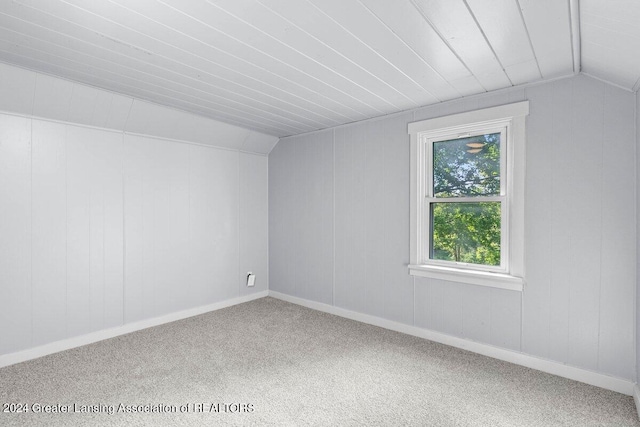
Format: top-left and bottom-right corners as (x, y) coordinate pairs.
(0, 0), (636, 137)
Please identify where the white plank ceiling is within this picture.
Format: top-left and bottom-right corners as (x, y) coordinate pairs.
(581, 0), (640, 91)
(0, 0), (634, 137)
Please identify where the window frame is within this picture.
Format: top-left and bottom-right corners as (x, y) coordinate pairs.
(425, 124), (508, 273)
(408, 102), (528, 291)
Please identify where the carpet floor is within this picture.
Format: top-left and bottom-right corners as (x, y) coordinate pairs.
(0, 297), (637, 426)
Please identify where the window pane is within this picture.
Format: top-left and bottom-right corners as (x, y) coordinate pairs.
(430, 202), (501, 266)
(433, 133), (501, 197)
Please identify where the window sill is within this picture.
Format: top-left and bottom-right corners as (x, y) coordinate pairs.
(408, 264), (524, 291)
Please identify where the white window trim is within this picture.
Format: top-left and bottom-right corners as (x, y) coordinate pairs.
(424, 123), (509, 274)
(408, 102), (529, 291)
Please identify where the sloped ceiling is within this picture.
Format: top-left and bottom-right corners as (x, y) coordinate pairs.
(0, 0), (635, 138)
(0, 62), (279, 153)
(580, 0), (640, 91)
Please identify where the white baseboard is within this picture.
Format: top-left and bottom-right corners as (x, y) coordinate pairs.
(268, 291), (634, 396)
(0, 291), (268, 369)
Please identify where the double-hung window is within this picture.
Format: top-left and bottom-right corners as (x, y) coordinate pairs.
(408, 102), (528, 291)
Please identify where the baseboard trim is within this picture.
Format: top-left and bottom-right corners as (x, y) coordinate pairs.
(268, 291), (634, 396)
(0, 291), (268, 369)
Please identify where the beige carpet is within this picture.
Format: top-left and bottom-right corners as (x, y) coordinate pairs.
(0, 297), (637, 426)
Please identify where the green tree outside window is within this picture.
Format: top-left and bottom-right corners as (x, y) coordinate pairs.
(430, 133), (502, 266)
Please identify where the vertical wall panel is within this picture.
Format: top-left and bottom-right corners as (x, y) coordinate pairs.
(268, 141), (290, 295)
(139, 139), (156, 319)
(121, 136), (260, 328)
(382, 113), (414, 325)
(413, 279), (433, 332)
(334, 113), (416, 320)
(362, 120), (387, 319)
(336, 113), (415, 322)
(273, 139), (292, 297)
(102, 134), (124, 330)
(31, 120), (67, 346)
(156, 139), (191, 315)
(333, 133), (349, 308)
(489, 289), (521, 350)
(415, 278), (521, 350)
(521, 81), (554, 358)
(35, 122), (124, 340)
(269, 132), (333, 303)
(123, 135), (146, 323)
(65, 127), (93, 337)
(438, 281), (465, 338)
(292, 139), (308, 301)
(291, 131), (333, 304)
(547, 79), (574, 364)
(189, 144), (240, 304)
(82, 130), (126, 330)
(414, 278), (464, 337)
(566, 76), (604, 371)
(88, 164), (106, 333)
(598, 85), (635, 379)
(148, 140), (170, 318)
(211, 146), (240, 303)
(279, 139), (298, 297)
(0, 115), (32, 354)
(187, 144), (215, 306)
(335, 126), (368, 313)
(239, 153), (269, 296)
(125, 137), (241, 318)
(462, 285), (492, 343)
(84, 128), (124, 331)
(314, 134), (335, 305)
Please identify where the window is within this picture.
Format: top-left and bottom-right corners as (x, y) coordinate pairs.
(408, 102), (528, 291)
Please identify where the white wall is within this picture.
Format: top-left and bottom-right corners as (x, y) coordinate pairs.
(269, 74), (636, 382)
(0, 69), (269, 358)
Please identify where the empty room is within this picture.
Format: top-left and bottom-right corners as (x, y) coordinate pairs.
(0, 0), (639, 425)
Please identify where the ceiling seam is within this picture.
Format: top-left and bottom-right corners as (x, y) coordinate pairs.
(0, 58), (287, 136)
(0, 17), (308, 134)
(355, 0), (461, 100)
(196, 0), (395, 113)
(461, 0), (514, 86)
(296, 0), (425, 107)
(408, 0), (488, 93)
(257, 0), (436, 107)
(100, 0), (373, 122)
(0, 29), (313, 134)
(0, 52), (293, 135)
(514, 0), (544, 80)
(21, 2), (342, 128)
(0, 44), (304, 134)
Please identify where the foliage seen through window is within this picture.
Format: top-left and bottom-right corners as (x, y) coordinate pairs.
(430, 133), (502, 267)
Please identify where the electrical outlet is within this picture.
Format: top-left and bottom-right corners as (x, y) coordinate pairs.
(247, 272), (255, 287)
